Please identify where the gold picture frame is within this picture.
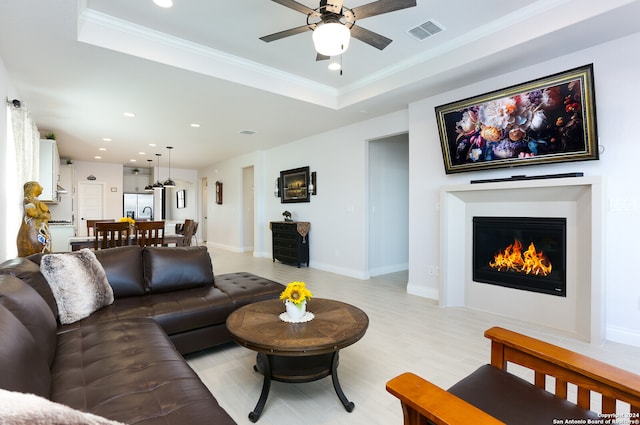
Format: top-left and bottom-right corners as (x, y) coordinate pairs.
(435, 64), (599, 174)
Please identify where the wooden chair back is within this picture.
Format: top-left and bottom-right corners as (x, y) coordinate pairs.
(87, 219), (115, 237)
(94, 221), (130, 250)
(134, 220), (165, 247)
(182, 220), (195, 247)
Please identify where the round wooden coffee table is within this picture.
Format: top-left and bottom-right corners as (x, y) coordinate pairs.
(226, 298), (369, 422)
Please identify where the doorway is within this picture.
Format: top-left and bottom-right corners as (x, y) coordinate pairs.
(201, 177), (208, 243)
(77, 182), (104, 236)
(368, 133), (409, 277)
(242, 166), (255, 252)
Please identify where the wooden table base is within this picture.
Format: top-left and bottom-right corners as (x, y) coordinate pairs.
(249, 351), (354, 422)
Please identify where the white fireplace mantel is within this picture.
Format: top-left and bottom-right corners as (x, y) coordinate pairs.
(440, 176), (604, 343)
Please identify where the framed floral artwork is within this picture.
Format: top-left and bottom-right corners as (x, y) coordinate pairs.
(435, 64), (599, 174)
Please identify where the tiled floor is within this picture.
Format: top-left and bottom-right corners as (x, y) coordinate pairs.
(186, 248), (640, 425)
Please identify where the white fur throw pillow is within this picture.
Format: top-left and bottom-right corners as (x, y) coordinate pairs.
(0, 389), (125, 424)
(40, 249), (114, 324)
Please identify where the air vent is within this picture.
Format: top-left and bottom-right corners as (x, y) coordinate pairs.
(408, 19), (444, 41)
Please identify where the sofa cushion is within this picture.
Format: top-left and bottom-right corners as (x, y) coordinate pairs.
(51, 318), (236, 425)
(0, 389), (125, 425)
(143, 246), (214, 294)
(57, 285), (236, 336)
(41, 249), (114, 324)
(0, 304), (51, 397)
(93, 245), (146, 297)
(0, 275), (57, 366)
(448, 364), (600, 425)
(0, 256), (58, 317)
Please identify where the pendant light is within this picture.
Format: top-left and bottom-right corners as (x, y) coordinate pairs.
(152, 153), (164, 189)
(144, 159), (153, 192)
(163, 146), (176, 187)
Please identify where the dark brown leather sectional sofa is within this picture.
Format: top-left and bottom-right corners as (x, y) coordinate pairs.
(0, 245), (285, 424)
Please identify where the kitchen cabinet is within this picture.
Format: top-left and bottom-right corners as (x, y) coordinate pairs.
(39, 139), (60, 202)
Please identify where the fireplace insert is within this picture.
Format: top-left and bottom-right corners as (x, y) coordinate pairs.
(473, 216), (566, 297)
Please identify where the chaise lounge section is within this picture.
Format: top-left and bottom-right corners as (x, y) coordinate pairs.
(0, 245), (285, 424)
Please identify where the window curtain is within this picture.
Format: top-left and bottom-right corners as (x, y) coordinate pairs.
(5, 102), (40, 258)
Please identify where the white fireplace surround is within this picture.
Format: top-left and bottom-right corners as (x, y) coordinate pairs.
(440, 176), (604, 343)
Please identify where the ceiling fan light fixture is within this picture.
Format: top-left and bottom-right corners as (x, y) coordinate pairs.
(328, 61), (341, 71)
(313, 22), (350, 57)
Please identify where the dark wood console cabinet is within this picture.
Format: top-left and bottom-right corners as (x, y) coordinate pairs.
(270, 221), (310, 268)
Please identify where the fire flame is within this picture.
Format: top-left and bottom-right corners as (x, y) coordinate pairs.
(489, 239), (552, 276)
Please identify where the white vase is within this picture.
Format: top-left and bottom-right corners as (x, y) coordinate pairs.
(285, 299), (306, 320)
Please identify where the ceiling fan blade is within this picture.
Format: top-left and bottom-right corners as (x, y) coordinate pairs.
(260, 24), (316, 43)
(316, 53), (330, 61)
(270, 0), (322, 18)
(351, 0), (417, 20)
(349, 25), (392, 50)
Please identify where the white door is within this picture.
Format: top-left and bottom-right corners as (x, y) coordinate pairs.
(77, 182), (104, 236)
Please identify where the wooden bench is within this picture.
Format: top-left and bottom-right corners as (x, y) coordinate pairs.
(386, 327), (640, 425)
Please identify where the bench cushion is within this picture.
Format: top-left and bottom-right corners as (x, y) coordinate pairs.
(448, 364), (600, 425)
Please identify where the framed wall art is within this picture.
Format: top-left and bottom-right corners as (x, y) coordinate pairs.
(215, 181), (223, 205)
(280, 166), (310, 203)
(176, 189), (185, 209)
(435, 64), (599, 174)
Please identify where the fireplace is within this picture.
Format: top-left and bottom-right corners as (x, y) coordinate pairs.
(473, 216), (566, 297)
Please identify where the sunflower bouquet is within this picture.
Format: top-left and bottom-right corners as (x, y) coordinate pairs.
(119, 217), (135, 226)
(279, 281), (312, 305)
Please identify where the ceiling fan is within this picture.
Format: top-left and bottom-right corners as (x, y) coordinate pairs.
(260, 0), (417, 60)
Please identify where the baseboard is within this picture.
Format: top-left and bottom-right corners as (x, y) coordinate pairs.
(309, 261), (368, 280)
(606, 325), (640, 348)
(369, 263), (409, 277)
(206, 241), (245, 252)
(407, 281), (439, 300)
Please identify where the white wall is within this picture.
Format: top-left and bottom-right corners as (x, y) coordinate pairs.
(262, 111), (408, 278)
(201, 151), (261, 253)
(408, 32), (640, 346)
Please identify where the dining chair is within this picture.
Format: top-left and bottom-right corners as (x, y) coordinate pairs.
(191, 221), (199, 246)
(94, 221), (130, 250)
(182, 220), (195, 247)
(134, 220), (165, 247)
(87, 219), (115, 237)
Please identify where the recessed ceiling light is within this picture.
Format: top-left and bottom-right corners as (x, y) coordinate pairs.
(123, 112), (136, 118)
(129, 159), (137, 162)
(148, 143), (157, 147)
(153, 0), (173, 7)
(94, 156), (102, 159)
(139, 152), (146, 155)
(102, 137), (112, 142)
(239, 129), (256, 135)
(190, 123), (201, 128)
(99, 147), (107, 151)
(328, 62), (341, 71)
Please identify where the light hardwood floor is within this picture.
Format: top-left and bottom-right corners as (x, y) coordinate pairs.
(186, 248), (640, 425)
